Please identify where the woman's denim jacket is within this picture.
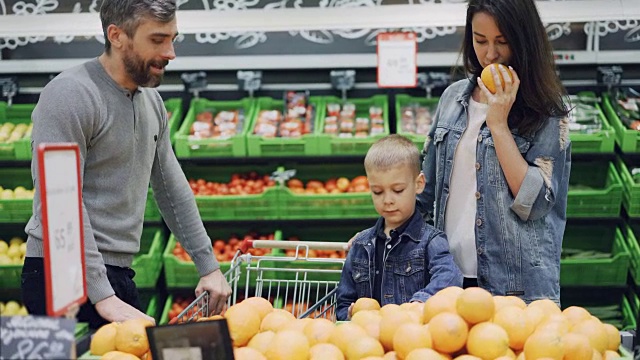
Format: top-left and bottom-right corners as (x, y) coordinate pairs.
(336, 212), (463, 320)
(417, 79), (571, 304)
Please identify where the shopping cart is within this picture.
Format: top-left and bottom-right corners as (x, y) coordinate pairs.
(169, 239), (348, 324)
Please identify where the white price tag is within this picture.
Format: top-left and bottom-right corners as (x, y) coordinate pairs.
(377, 32), (417, 88)
(37, 143), (86, 317)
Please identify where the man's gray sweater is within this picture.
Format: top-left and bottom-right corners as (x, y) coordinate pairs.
(25, 58), (218, 304)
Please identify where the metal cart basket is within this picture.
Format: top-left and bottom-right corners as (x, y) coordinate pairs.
(170, 240), (348, 324)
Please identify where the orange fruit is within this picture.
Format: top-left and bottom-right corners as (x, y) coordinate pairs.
(480, 63), (513, 94)
(423, 293), (457, 324)
(437, 286), (464, 299)
(466, 322), (509, 360)
(346, 336), (385, 360)
(352, 310), (382, 329)
(353, 298), (381, 315)
(380, 303), (402, 317)
(247, 330), (275, 354)
(604, 350), (621, 359)
(303, 318), (336, 346)
(528, 299), (561, 317)
(572, 317), (609, 354)
(562, 306), (592, 327)
(224, 303), (261, 347)
(100, 351), (140, 360)
(379, 309), (413, 351)
(328, 322), (368, 354)
(241, 297), (274, 320)
(401, 302), (425, 324)
(602, 323), (621, 351)
(384, 351), (398, 360)
(524, 304), (547, 330)
(505, 296), (527, 310)
(492, 306), (534, 350)
(454, 356), (482, 360)
(523, 329), (564, 360)
(456, 287), (495, 325)
(562, 332), (593, 360)
(310, 343), (345, 360)
(282, 318), (313, 332)
(393, 323), (432, 359)
(405, 348), (444, 360)
(234, 347), (267, 360)
(493, 296), (513, 313)
(536, 314), (572, 336)
(427, 312), (468, 354)
(593, 349), (604, 360)
(114, 319), (150, 358)
(90, 322), (118, 355)
(265, 330), (310, 360)
(260, 309), (295, 332)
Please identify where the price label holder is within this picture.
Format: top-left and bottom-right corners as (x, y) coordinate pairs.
(181, 71), (208, 99)
(377, 32), (417, 88)
(0, 315), (77, 360)
(417, 71), (452, 98)
(237, 70), (262, 98)
(330, 70), (356, 102)
(147, 319), (234, 360)
(37, 143), (86, 318)
(597, 65), (623, 91)
(0, 76), (18, 106)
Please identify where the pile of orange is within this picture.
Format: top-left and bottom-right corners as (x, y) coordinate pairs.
(90, 318), (154, 360)
(226, 289), (623, 360)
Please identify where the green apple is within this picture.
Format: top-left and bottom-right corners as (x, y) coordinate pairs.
(3, 301), (20, 316)
(9, 237), (23, 246)
(18, 306), (28, 316)
(20, 242), (27, 256)
(0, 254), (12, 265)
(7, 244), (20, 259)
(0, 240), (8, 254)
(0, 189), (14, 200)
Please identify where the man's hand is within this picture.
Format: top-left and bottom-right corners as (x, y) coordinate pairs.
(346, 232), (360, 251)
(196, 269), (232, 316)
(95, 295), (156, 325)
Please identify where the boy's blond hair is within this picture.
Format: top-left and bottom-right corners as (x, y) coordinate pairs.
(364, 134), (421, 176)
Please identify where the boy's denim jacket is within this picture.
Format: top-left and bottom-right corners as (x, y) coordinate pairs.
(417, 78), (571, 304)
(336, 212), (462, 320)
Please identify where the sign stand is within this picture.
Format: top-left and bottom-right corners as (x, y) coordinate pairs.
(37, 143), (87, 318)
(377, 32), (417, 89)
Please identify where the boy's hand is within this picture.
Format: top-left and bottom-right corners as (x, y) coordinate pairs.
(346, 232), (360, 251)
(347, 303), (355, 320)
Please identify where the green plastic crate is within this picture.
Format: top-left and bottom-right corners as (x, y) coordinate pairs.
(0, 167), (34, 223)
(131, 227), (165, 289)
(602, 93), (640, 153)
(175, 98), (255, 158)
(164, 98), (183, 145)
(144, 188), (161, 222)
(163, 224), (278, 289)
(561, 224), (630, 286)
(0, 102), (35, 160)
(0, 226), (26, 289)
(316, 95), (390, 155)
(616, 157), (640, 217)
(183, 164), (279, 221)
(395, 94), (439, 151)
(569, 91), (615, 154)
(567, 161), (622, 218)
(624, 223), (640, 286)
(277, 164), (377, 220)
(246, 96), (323, 156)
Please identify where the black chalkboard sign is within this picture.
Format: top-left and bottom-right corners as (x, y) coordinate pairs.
(0, 316), (76, 360)
(147, 319), (234, 360)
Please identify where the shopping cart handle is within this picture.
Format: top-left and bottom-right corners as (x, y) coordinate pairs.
(243, 239), (348, 251)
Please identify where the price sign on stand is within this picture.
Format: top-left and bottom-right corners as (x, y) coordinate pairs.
(377, 32), (417, 88)
(147, 320), (234, 360)
(0, 315), (77, 359)
(37, 143), (86, 317)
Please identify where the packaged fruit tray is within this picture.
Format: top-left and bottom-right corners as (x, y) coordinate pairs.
(0, 167), (34, 223)
(175, 97), (255, 158)
(395, 94), (439, 151)
(164, 97), (183, 145)
(183, 164), (279, 221)
(567, 91), (615, 154)
(602, 89), (640, 153)
(0, 227), (27, 289)
(163, 225), (278, 289)
(131, 227), (165, 289)
(316, 95), (390, 155)
(561, 224), (630, 286)
(615, 157), (640, 217)
(277, 164), (377, 220)
(0, 101), (35, 160)
(567, 161), (622, 218)
(246, 94), (323, 156)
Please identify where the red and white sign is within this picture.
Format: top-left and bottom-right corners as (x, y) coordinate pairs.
(38, 143), (86, 317)
(377, 32), (418, 88)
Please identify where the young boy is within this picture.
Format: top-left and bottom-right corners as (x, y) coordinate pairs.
(336, 134), (462, 320)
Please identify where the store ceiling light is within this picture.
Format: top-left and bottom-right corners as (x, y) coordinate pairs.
(0, 0), (638, 38)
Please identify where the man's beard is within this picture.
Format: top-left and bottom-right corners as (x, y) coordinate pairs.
(122, 49), (168, 88)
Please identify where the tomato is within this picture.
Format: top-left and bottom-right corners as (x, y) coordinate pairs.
(287, 179), (304, 189)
